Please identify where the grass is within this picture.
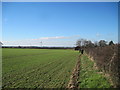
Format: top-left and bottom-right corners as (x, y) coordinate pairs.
(79, 54), (111, 88)
(2, 48), (79, 88)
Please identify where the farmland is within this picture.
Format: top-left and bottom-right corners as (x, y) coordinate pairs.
(2, 48), (113, 88)
(2, 48), (79, 88)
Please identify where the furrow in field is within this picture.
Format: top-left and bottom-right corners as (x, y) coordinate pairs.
(2, 58), (63, 88)
(16, 54), (76, 88)
(41, 54), (77, 88)
(2, 49), (79, 88)
(3, 54), (77, 88)
(67, 54), (81, 89)
(3, 52), (64, 76)
(38, 60), (69, 87)
(2, 52), (50, 59)
(42, 56), (74, 88)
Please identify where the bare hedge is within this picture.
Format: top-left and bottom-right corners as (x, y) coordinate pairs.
(85, 44), (120, 87)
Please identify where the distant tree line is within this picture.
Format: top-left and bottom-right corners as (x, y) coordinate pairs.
(2, 46), (74, 49)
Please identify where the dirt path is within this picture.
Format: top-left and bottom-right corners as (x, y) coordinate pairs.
(67, 54), (81, 89)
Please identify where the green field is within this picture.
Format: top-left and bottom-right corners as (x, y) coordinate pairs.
(2, 48), (79, 88)
(2, 48), (111, 88)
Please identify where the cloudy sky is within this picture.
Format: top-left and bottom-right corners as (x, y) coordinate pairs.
(2, 2), (118, 47)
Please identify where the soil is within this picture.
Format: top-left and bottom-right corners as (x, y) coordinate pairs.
(67, 54), (81, 89)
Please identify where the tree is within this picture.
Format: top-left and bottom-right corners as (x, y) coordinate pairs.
(98, 40), (107, 47)
(76, 39), (96, 48)
(109, 41), (114, 45)
(76, 40), (81, 47)
(76, 38), (86, 47)
(84, 40), (94, 47)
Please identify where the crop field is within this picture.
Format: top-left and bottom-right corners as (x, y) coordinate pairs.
(2, 48), (112, 88)
(2, 48), (79, 88)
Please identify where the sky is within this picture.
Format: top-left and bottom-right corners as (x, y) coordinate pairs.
(2, 2), (118, 47)
(2, 0), (120, 2)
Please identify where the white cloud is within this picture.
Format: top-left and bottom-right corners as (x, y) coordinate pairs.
(2, 35), (80, 47)
(39, 36), (68, 40)
(31, 35), (80, 40)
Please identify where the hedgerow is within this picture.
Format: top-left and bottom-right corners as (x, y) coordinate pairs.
(85, 44), (120, 87)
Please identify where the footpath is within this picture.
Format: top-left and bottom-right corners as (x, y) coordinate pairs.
(79, 54), (111, 88)
(67, 53), (111, 89)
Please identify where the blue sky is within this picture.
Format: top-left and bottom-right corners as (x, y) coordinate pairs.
(2, 2), (118, 46)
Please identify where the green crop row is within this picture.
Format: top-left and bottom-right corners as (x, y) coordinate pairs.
(2, 48), (79, 88)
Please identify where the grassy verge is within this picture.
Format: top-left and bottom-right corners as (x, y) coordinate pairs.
(79, 54), (111, 88)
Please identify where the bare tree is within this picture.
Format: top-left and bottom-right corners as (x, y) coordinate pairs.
(109, 41), (114, 45)
(83, 40), (95, 47)
(76, 38), (86, 47)
(76, 40), (81, 46)
(81, 39), (86, 46)
(98, 40), (107, 47)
